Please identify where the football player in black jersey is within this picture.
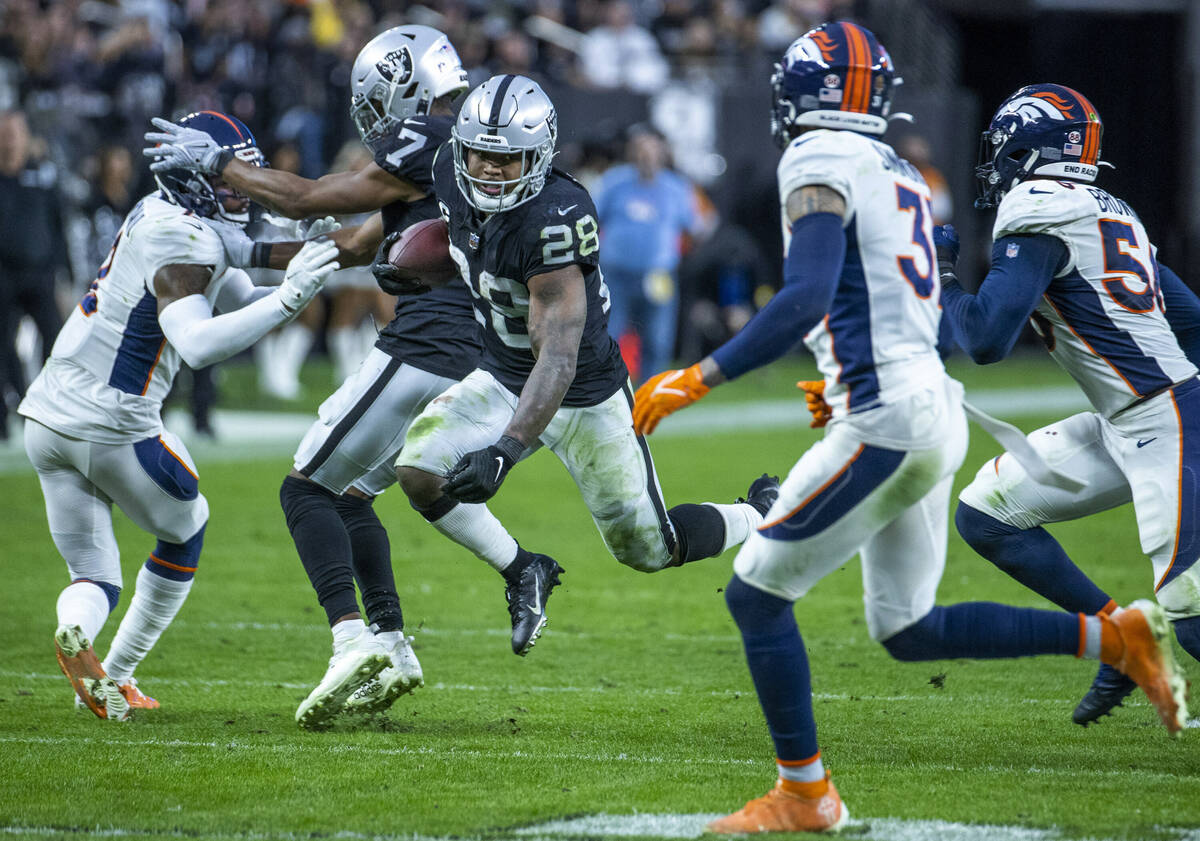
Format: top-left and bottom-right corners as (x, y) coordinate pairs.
(144, 26), (483, 728)
(393, 74), (781, 657)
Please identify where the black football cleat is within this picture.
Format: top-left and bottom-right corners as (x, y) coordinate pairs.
(738, 473), (781, 517)
(506, 553), (564, 656)
(1073, 662), (1137, 726)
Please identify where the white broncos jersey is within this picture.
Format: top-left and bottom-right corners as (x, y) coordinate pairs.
(19, 193), (232, 443)
(778, 130), (944, 416)
(995, 180), (1196, 418)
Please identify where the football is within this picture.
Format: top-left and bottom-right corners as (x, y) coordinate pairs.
(386, 218), (458, 287)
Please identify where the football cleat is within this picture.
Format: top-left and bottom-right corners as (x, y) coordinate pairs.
(296, 633), (390, 730)
(342, 633), (424, 715)
(55, 624), (131, 721)
(1073, 663), (1136, 726)
(1099, 600), (1189, 736)
(120, 679), (160, 710)
(506, 553), (563, 656)
(738, 473), (781, 517)
(708, 775), (849, 834)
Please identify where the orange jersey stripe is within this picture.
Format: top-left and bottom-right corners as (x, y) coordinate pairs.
(140, 339), (167, 396)
(158, 435), (199, 480)
(778, 751), (822, 767)
(760, 445), (866, 531)
(148, 553), (198, 573)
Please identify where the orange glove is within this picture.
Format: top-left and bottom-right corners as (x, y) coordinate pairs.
(797, 380), (831, 428)
(633, 364), (710, 435)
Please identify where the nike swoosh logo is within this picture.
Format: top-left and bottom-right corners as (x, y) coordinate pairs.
(1029, 188), (1053, 195)
(1137, 438), (1157, 448)
(556, 204), (578, 216)
(529, 577), (542, 616)
(493, 456), (505, 482)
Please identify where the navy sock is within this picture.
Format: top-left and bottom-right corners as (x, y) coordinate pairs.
(725, 575), (819, 762)
(334, 494), (402, 632)
(956, 503), (1112, 614)
(1173, 615), (1200, 663)
(280, 476), (359, 625)
(883, 603), (1081, 661)
(668, 504), (726, 565)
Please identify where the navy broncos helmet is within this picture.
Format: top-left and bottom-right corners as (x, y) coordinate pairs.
(976, 83), (1103, 208)
(770, 21), (900, 148)
(153, 110), (265, 224)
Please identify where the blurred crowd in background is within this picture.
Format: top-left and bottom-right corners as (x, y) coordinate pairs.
(0, 0), (957, 438)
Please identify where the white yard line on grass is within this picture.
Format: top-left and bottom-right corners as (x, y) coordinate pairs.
(0, 386), (1088, 475)
(5, 814), (1200, 841)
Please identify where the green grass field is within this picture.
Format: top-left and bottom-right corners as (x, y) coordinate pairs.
(2, 354), (1198, 841)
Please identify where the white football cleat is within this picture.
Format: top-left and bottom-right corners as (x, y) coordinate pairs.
(295, 632), (390, 730)
(55, 624), (131, 722)
(343, 632), (424, 715)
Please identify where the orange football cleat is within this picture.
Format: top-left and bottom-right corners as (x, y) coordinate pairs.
(708, 774), (849, 834)
(119, 681), (160, 710)
(54, 624), (131, 721)
(1098, 599), (1188, 736)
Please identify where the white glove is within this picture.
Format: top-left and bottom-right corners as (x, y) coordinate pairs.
(277, 239), (340, 315)
(260, 214), (342, 242)
(203, 218), (255, 267)
(143, 117), (228, 174)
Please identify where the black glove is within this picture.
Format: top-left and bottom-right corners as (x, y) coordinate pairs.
(933, 223), (959, 286)
(442, 435), (526, 504)
(371, 231), (433, 296)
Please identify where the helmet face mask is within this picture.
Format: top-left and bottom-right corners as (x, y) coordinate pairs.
(975, 83), (1103, 208)
(452, 75), (557, 213)
(771, 22), (899, 148)
(350, 25), (468, 155)
(153, 112), (266, 225)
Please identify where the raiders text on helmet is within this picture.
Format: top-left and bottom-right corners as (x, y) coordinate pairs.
(451, 74), (558, 213)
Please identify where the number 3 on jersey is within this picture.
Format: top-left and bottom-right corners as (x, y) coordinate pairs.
(895, 184), (935, 299)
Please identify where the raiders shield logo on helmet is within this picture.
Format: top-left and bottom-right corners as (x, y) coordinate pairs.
(376, 47), (414, 84)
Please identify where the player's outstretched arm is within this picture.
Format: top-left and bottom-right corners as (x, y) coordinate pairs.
(937, 225), (1063, 364)
(229, 214), (383, 272)
(1156, 262), (1200, 366)
(442, 265), (587, 504)
(144, 121), (424, 218)
(156, 241), (339, 369)
(633, 185), (846, 435)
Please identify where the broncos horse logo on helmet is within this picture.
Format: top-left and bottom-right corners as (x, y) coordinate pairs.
(770, 21), (901, 147)
(975, 83), (1103, 208)
(153, 111), (265, 224)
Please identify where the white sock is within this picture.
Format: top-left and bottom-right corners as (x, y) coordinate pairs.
(269, 324), (315, 398)
(432, 503), (519, 573)
(1082, 615), (1102, 660)
(778, 756), (826, 784)
(331, 617), (368, 651)
(704, 502), (763, 554)
(56, 581), (112, 644)
(328, 326), (364, 384)
(102, 566), (193, 682)
(374, 629), (405, 656)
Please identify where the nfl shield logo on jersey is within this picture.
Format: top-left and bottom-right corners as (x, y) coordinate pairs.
(1006, 242), (1021, 258)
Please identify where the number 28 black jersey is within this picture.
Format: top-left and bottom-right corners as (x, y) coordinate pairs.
(431, 147), (627, 407)
(370, 115), (481, 381)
